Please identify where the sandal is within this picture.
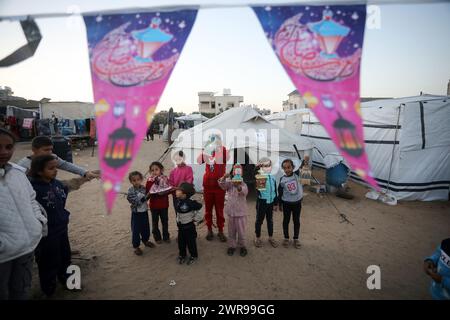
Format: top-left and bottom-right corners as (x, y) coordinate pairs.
(283, 239), (290, 248)
(254, 238), (263, 248)
(134, 247), (143, 256)
(294, 239), (302, 249)
(206, 231), (214, 241)
(268, 238), (278, 248)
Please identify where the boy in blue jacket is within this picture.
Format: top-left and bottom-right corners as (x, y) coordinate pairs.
(29, 154), (88, 297)
(424, 238), (450, 300)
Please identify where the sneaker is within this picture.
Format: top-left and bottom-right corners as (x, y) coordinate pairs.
(177, 256), (186, 264)
(206, 231), (214, 241)
(134, 247), (143, 256)
(227, 247), (235, 256)
(254, 238), (263, 248)
(144, 241), (155, 248)
(294, 239), (302, 249)
(218, 232), (227, 242)
(283, 239), (290, 248)
(240, 247), (248, 257)
(268, 238), (278, 248)
(187, 256), (198, 265)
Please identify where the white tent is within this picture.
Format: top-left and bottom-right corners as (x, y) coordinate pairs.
(169, 106), (314, 192)
(265, 95), (450, 201)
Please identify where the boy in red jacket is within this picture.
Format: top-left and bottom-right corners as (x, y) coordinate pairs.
(197, 134), (230, 242)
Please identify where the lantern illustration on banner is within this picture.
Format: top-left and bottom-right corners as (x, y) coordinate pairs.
(307, 9), (350, 58)
(113, 101), (126, 118)
(333, 113), (363, 157)
(104, 119), (135, 168)
(132, 17), (174, 63)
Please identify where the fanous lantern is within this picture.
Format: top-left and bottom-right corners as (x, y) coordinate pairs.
(232, 163), (243, 183)
(300, 155), (312, 185)
(255, 158), (271, 191)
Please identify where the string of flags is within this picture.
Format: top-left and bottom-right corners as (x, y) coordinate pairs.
(1, 3), (379, 212)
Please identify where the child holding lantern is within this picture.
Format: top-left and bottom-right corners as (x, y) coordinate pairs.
(146, 161), (172, 244)
(254, 157), (278, 248)
(218, 164), (249, 257)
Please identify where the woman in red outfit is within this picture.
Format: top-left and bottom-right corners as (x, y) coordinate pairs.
(197, 134), (230, 242)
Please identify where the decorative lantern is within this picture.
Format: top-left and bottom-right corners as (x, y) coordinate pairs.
(232, 163), (243, 183)
(104, 119), (135, 168)
(333, 113), (363, 157)
(255, 167), (267, 191)
(300, 155), (312, 185)
(113, 101), (126, 118)
(308, 9), (350, 59)
(132, 17), (173, 62)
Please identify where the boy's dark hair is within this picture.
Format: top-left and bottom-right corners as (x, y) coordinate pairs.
(281, 158), (294, 168)
(0, 128), (17, 144)
(177, 150), (184, 158)
(149, 161), (164, 171)
(32, 136), (53, 149)
(29, 154), (57, 178)
(178, 182), (196, 198)
(129, 171), (143, 181)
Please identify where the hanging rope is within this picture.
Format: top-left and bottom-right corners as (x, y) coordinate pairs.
(0, 0), (447, 21)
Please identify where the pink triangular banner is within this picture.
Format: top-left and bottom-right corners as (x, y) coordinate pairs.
(253, 5), (379, 189)
(84, 10), (198, 213)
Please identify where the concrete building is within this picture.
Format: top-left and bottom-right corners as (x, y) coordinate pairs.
(282, 90), (307, 111)
(198, 89), (243, 115)
(242, 104), (271, 116)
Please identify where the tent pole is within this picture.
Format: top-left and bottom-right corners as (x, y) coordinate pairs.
(385, 104), (402, 193)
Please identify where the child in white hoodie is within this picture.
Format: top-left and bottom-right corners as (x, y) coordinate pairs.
(0, 128), (47, 300)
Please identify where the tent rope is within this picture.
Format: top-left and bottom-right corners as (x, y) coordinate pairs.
(384, 104), (402, 193)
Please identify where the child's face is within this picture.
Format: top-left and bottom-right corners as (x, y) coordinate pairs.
(282, 162), (294, 176)
(150, 165), (162, 176)
(40, 159), (58, 181)
(0, 134), (14, 166)
(260, 162), (272, 174)
(130, 175), (143, 188)
(175, 189), (186, 199)
(33, 145), (53, 157)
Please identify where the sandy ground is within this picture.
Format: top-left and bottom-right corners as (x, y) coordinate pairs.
(11, 136), (450, 300)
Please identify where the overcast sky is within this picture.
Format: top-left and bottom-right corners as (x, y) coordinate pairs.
(0, 0), (449, 113)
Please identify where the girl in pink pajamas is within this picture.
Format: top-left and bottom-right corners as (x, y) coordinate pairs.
(218, 170), (249, 257)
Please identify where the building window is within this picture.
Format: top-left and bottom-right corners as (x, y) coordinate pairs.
(218, 103), (221, 107)
(211, 102), (215, 109)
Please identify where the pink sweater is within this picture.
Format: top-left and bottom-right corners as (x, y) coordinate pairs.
(169, 164), (194, 187)
(218, 179), (248, 217)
